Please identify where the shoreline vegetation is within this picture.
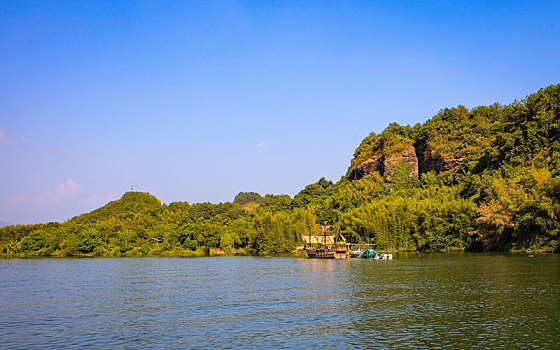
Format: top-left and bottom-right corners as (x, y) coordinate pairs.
(2, 85), (560, 258)
(0, 248), (548, 260)
(0, 248), (312, 259)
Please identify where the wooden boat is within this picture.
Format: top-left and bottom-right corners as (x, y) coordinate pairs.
(306, 244), (348, 259)
(304, 223), (349, 259)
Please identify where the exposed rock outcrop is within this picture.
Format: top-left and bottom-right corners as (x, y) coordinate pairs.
(348, 144), (419, 181)
(347, 115), (479, 182)
(384, 145), (419, 180)
(348, 155), (384, 180)
(414, 137), (466, 175)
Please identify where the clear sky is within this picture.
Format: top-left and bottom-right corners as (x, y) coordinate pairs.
(1, 0), (559, 224)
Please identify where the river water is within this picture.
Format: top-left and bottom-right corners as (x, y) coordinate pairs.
(1, 254), (559, 349)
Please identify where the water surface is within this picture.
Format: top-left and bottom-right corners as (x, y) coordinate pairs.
(1, 253), (559, 349)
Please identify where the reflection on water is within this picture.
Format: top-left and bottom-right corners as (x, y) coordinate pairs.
(1, 254), (559, 349)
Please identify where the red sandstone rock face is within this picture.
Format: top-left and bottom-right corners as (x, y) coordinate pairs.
(346, 128), (472, 182)
(384, 146), (419, 180)
(348, 156), (384, 180)
(348, 144), (419, 180)
(414, 138), (465, 175)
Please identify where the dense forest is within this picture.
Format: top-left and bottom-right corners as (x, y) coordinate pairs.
(2, 85), (559, 257)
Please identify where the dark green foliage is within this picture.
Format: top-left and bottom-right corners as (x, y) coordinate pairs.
(77, 228), (101, 253)
(415, 103), (502, 175)
(18, 230), (47, 252)
(293, 177), (335, 208)
(340, 186), (476, 251)
(259, 194), (293, 212)
(250, 208), (314, 253)
(72, 192), (162, 224)
(233, 192), (263, 205)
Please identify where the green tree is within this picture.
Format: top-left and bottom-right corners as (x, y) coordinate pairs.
(77, 228), (101, 253)
(117, 229), (136, 250)
(220, 231), (241, 252)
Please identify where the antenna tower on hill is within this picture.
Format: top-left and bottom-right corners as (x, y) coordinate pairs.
(130, 184), (134, 192)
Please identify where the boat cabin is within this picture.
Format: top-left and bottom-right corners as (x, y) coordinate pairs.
(301, 234), (336, 245)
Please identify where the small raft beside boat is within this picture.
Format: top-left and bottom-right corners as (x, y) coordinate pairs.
(361, 249), (393, 259)
(350, 248), (364, 258)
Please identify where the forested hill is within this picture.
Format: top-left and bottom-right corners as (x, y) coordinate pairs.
(71, 192), (162, 224)
(2, 84), (559, 257)
(349, 85), (560, 182)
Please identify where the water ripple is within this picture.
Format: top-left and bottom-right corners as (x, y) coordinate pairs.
(1, 254), (559, 349)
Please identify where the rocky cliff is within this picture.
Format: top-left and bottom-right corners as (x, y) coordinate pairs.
(414, 137), (464, 175)
(347, 123), (420, 181)
(347, 105), (498, 181)
(349, 143), (419, 180)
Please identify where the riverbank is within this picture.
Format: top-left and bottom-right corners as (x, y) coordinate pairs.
(1, 248), (552, 259)
(0, 248), (311, 259)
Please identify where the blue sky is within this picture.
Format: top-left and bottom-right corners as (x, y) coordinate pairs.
(1, 0), (559, 224)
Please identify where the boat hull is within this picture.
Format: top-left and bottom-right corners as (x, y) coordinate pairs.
(305, 246), (348, 259)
